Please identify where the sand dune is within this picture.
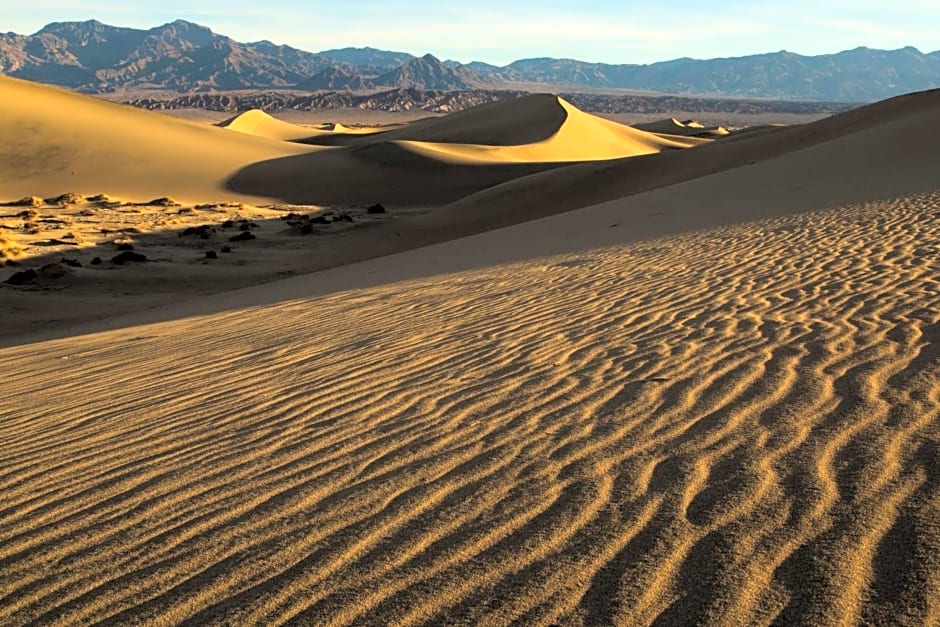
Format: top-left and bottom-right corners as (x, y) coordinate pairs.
(396, 98), (706, 164)
(434, 88), (940, 233)
(223, 97), (706, 204)
(1, 79), (939, 625)
(0, 77), (315, 204)
(300, 94), (572, 147)
(218, 109), (323, 141)
(633, 118), (730, 138)
(219, 110), (393, 141)
(299, 95), (707, 164)
(1, 81), (706, 211)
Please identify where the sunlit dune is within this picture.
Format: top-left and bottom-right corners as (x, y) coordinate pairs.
(397, 98), (706, 164)
(632, 117), (731, 138)
(218, 109), (323, 141)
(218, 110), (392, 141)
(0, 76), (314, 204)
(1, 74), (939, 626)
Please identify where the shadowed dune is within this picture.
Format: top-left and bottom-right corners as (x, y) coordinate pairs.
(222, 142), (560, 206)
(632, 118), (730, 137)
(298, 94), (573, 147)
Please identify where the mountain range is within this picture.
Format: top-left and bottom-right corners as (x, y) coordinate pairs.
(2, 19), (939, 101)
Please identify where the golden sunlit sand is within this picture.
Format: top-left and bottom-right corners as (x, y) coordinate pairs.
(0, 71), (938, 625)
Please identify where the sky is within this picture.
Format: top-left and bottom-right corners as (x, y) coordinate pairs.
(5, 1), (939, 65)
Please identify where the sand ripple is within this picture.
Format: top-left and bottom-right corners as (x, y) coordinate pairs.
(1, 193), (938, 625)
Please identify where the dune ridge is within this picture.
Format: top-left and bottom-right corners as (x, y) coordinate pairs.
(0, 190), (937, 625)
(632, 118), (730, 138)
(395, 98), (705, 164)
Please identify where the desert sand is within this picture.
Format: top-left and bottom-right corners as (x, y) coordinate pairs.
(0, 75), (938, 625)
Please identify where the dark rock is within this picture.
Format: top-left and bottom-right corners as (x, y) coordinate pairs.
(5, 269), (37, 285)
(300, 224), (314, 235)
(311, 215), (331, 225)
(116, 243), (135, 251)
(205, 250), (218, 259)
(48, 192), (84, 205)
(111, 251), (148, 264)
(60, 257), (82, 268)
(148, 197), (180, 207)
(229, 232), (256, 242)
(10, 196), (42, 207)
(222, 220), (235, 228)
(90, 257), (102, 265)
(342, 214), (354, 222)
(220, 246), (232, 253)
(4, 260), (21, 267)
(366, 203), (386, 214)
(38, 263), (68, 279)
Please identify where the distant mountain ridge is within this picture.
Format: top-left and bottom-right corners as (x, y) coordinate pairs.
(373, 54), (486, 91)
(2, 19), (939, 101)
(0, 19), (335, 91)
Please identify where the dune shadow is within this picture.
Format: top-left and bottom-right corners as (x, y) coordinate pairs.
(223, 141), (562, 206)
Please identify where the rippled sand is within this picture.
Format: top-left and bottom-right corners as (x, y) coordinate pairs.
(2, 193), (937, 625)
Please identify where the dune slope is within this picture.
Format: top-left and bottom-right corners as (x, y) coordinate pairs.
(1, 86), (939, 625)
(435, 88), (940, 232)
(218, 109), (322, 141)
(1, 194), (937, 625)
(0, 77), (314, 203)
(299, 94), (572, 147)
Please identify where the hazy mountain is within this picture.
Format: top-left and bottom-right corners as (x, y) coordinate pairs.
(465, 61), (523, 82)
(507, 47), (940, 101)
(372, 54), (487, 90)
(297, 64), (375, 91)
(319, 46), (414, 72)
(1, 19), (939, 100)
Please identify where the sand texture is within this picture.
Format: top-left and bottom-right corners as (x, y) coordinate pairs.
(0, 77), (939, 625)
(1, 192), (938, 625)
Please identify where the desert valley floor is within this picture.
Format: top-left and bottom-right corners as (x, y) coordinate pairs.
(0, 76), (938, 625)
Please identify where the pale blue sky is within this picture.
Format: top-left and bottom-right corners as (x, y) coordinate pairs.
(5, 1), (938, 65)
